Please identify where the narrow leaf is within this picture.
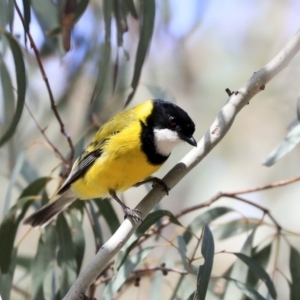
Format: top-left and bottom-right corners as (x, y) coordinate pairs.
(0, 248), (17, 300)
(182, 207), (233, 245)
(177, 235), (197, 274)
(88, 201), (104, 249)
(56, 214), (77, 297)
(3, 150), (25, 217)
(125, 0), (155, 106)
(125, 0), (138, 18)
(214, 219), (256, 240)
(70, 210), (85, 275)
(289, 246), (300, 300)
(0, 177), (49, 273)
(224, 277), (266, 300)
(0, 31), (26, 146)
(32, 226), (57, 300)
(246, 243), (272, 288)
(263, 123), (300, 166)
(94, 197), (120, 234)
(196, 223), (215, 300)
(91, 0), (112, 103)
(224, 231), (255, 300)
(136, 209), (182, 235)
(234, 252), (277, 299)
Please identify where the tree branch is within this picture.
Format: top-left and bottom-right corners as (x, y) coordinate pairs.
(63, 28), (300, 300)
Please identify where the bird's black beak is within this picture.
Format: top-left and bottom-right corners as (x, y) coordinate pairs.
(180, 135), (197, 147)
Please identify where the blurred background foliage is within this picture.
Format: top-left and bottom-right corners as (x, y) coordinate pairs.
(1, 0), (300, 299)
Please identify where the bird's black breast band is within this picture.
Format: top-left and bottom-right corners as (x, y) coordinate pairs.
(140, 120), (169, 165)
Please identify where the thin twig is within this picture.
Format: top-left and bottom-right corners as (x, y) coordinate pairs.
(14, 1), (74, 170)
(25, 103), (68, 163)
(225, 174), (300, 195)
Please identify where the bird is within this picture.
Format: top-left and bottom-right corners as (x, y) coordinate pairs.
(23, 99), (197, 227)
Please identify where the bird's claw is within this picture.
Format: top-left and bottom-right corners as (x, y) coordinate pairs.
(151, 177), (170, 195)
(124, 207), (142, 223)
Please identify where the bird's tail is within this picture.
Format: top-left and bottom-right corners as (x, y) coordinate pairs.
(23, 189), (77, 227)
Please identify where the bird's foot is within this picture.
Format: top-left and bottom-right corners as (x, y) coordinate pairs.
(151, 177), (170, 195)
(124, 207), (142, 223)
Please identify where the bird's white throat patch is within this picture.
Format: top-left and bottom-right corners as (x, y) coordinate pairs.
(153, 128), (182, 156)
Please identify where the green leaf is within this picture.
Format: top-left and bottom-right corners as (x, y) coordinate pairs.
(125, 0), (138, 18)
(94, 197), (120, 234)
(0, 177), (49, 273)
(136, 209), (183, 235)
(70, 210), (85, 275)
(0, 31), (26, 146)
(19, 177), (50, 200)
(32, 226), (57, 300)
(177, 235), (197, 274)
(88, 201), (104, 249)
(263, 123), (300, 166)
(289, 246), (300, 299)
(3, 150), (26, 217)
(196, 223), (215, 300)
(233, 252), (277, 299)
(16, 255), (32, 271)
(125, 0), (155, 106)
(214, 219), (257, 240)
(223, 277), (266, 300)
(22, 0), (31, 33)
(246, 243), (272, 289)
(182, 207), (233, 245)
(224, 230), (255, 300)
(91, 0), (112, 104)
(56, 214), (77, 297)
(30, 0), (58, 31)
(0, 248), (17, 300)
(0, 53), (15, 131)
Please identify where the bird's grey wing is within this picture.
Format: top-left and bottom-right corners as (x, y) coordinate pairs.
(58, 149), (103, 194)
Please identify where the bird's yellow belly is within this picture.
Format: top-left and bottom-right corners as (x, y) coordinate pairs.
(71, 132), (161, 199)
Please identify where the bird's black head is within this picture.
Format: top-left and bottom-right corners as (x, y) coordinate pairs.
(140, 99), (197, 165)
(150, 99), (196, 146)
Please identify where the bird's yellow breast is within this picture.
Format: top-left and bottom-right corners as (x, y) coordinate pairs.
(71, 101), (161, 199)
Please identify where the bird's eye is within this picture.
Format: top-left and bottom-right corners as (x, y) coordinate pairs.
(169, 116), (177, 127)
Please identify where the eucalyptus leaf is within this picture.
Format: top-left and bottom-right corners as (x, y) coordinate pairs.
(0, 248), (17, 300)
(289, 246), (300, 300)
(223, 230), (255, 300)
(0, 177), (49, 273)
(214, 219), (257, 240)
(233, 252), (277, 299)
(182, 207), (233, 245)
(263, 123), (300, 167)
(0, 30), (26, 147)
(177, 235), (197, 274)
(246, 243), (272, 289)
(32, 226), (57, 300)
(94, 197), (120, 234)
(56, 214), (77, 297)
(70, 210), (85, 275)
(195, 223), (215, 300)
(223, 277), (266, 300)
(125, 0), (155, 106)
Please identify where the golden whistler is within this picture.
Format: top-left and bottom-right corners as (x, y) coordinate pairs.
(24, 99), (196, 227)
